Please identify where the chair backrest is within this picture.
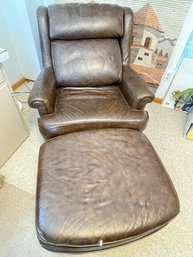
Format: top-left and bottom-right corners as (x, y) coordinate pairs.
(37, 3), (133, 87)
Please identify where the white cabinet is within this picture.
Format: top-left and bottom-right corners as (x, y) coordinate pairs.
(0, 64), (29, 168)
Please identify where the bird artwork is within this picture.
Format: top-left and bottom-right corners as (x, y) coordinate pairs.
(172, 88), (193, 112)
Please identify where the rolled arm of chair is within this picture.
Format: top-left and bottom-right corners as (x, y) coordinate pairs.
(28, 66), (57, 116)
(119, 66), (155, 110)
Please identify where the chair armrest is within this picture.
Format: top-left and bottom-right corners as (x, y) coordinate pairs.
(28, 67), (57, 116)
(119, 66), (155, 110)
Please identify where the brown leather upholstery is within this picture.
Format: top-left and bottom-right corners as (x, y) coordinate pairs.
(120, 67), (155, 110)
(28, 67), (56, 116)
(30, 4), (179, 253)
(28, 3), (154, 139)
(48, 4), (123, 40)
(38, 86), (148, 139)
(36, 129), (179, 252)
(52, 39), (122, 86)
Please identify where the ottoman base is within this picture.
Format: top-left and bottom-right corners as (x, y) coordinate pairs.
(37, 223), (169, 252)
(36, 129), (179, 252)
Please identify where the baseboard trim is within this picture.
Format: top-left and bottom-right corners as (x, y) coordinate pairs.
(11, 77), (26, 91)
(154, 98), (163, 104)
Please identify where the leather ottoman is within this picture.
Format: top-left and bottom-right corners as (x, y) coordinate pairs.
(36, 128), (179, 252)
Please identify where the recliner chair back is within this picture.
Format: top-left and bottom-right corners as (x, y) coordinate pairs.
(37, 3), (133, 87)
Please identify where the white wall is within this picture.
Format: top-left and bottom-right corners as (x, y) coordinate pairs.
(24, 0), (45, 69)
(0, 0), (41, 81)
(156, 3), (193, 99)
(0, 8), (23, 84)
(24, 0), (55, 69)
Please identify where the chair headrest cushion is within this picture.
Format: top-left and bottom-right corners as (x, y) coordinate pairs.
(48, 3), (123, 40)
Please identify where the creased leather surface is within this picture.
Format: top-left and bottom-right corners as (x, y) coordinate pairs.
(120, 66), (155, 110)
(28, 66), (56, 116)
(48, 3), (123, 40)
(51, 39), (122, 87)
(36, 128), (179, 251)
(31, 3), (155, 138)
(38, 86), (148, 139)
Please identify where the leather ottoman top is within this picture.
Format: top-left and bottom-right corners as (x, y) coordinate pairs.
(36, 128), (179, 252)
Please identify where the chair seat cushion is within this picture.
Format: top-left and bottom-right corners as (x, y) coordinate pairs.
(38, 86), (148, 139)
(36, 128), (179, 252)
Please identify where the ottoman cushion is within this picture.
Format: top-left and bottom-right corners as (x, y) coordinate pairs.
(36, 128), (179, 252)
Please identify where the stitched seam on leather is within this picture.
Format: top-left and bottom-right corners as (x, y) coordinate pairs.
(36, 221), (171, 249)
(138, 97), (153, 109)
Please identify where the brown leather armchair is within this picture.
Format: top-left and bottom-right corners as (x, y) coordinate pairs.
(28, 3), (154, 139)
